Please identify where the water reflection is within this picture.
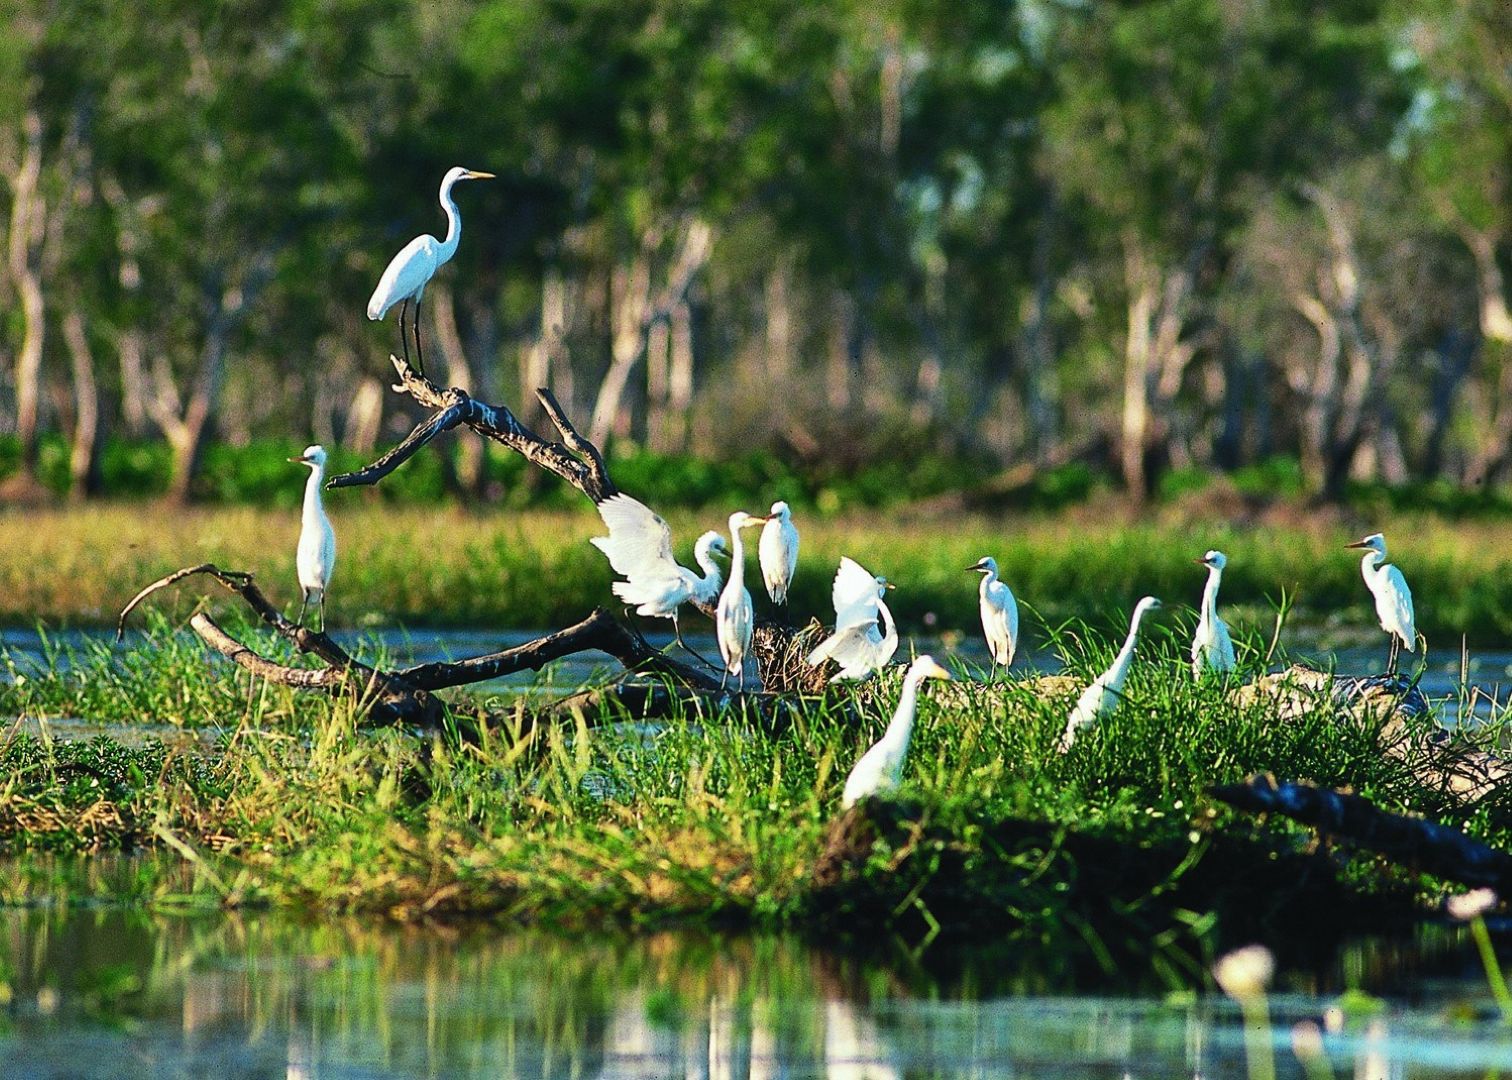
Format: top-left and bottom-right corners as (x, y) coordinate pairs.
(1, 906), (1511, 1077)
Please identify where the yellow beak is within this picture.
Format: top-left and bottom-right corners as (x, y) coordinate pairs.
(464, 170), (496, 180)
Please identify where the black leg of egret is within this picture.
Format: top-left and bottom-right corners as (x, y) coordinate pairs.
(397, 299), (412, 368)
(1387, 636), (1400, 675)
(413, 296), (426, 377)
(318, 592), (326, 634)
(672, 614), (719, 670)
(297, 590), (309, 629)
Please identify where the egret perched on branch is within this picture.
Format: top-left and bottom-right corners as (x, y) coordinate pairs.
(1058, 596), (1162, 752)
(716, 510), (771, 690)
(1191, 550), (1236, 679)
(841, 654), (951, 809)
(288, 445), (336, 630)
(807, 557), (898, 682)
(758, 501), (799, 606)
(968, 556), (1019, 676)
(367, 166), (494, 375)
(1346, 532), (1417, 673)
(590, 494), (728, 663)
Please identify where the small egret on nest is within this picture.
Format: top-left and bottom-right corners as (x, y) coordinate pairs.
(1191, 550), (1236, 678)
(367, 166), (494, 375)
(1346, 532), (1417, 673)
(758, 501), (799, 606)
(968, 556), (1019, 676)
(807, 557), (898, 682)
(840, 654), (951, 809)
(1058, 596), (1162, 752)
(716, 510), (771, 690)
(590, 494), (728, 662)
(288, 445), (336, 630)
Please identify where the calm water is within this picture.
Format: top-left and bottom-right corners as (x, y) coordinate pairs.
(1, 901), (1511, 1078)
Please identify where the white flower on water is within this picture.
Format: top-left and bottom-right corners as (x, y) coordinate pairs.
(1446, 888), (1498, 922)
(1213, 944), (1274, 1002)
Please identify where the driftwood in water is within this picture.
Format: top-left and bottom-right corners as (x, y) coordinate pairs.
(1212, 774), (1512, 893)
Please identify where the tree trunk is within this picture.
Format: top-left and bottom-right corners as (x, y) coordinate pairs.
(432, 284), (484, 492)
(5, 109), (46, 483)
(61, 309), (102, 499)
(765, 262), (796, 378)
(825, 288), (856, 411)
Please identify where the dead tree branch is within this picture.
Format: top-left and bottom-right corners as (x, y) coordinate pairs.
(1211, 774), (1512, 893)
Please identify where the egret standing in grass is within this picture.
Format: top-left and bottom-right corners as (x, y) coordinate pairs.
(841, 654), (951, 809)
(1058, 596), (1162, 752)
(807, 557), (898, 682)
(1191, 550), (1236, 679)
(968, 556), (1019, 677)
(289, 445), (336, 630)
(367, 166), (494, 375)
(758, 501), (799, 606)
(590, 493), (728, 663)
(716, 510), (770, 691)
(1346, 532), (1417, 673)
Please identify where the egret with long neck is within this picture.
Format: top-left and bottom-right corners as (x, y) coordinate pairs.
(1346, 532), (1417, 673)
(1059, 596), (1162, 752)
(367, 166), (494, 375)
(1191, 550), (1235, 678)
(969, 555), (1019, 676)
(289, 445), (337, 630)
(716, 510), (770, 690)
(758, 500), (799, 606)
(841, 655), (952, 809)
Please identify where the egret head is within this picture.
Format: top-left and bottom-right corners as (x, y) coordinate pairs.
(1134, 596), (1163, 618)
(289, 445), (327, 468)
(908, 654), (952, 683)
(876, 575), (895, 594)
(967, 556), (999, 575)
(1196, 550), (1227, 571)
(696, 531), (730, 560)
(728, 510), (769, 533)
(1346, 532), (1386, 555)
(445, 166), (496, 186)
(768, 500), (791, 520)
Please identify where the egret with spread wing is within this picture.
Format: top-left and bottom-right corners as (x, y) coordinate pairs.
(716, 510), (770, 690)
(807, 557), (898, 682)
(968, 556), (1019, 676)
(289, 445), (336, 630)
(368, 166), (494, 375)
(758, 501), (799, 606)
(1191, 550), (1236, 678)
(1346, 532), (1417, 673)
(1058, 596), (1162, 752)
(841, 655), (951, 809)
(591, 493), (728, 663)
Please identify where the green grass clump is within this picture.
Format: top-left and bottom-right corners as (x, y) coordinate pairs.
(4, 614), (1507, 976)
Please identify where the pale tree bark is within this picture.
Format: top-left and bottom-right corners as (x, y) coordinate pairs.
(1459, 228), (1512, 483)
(1119, 240), (1196, 500)
(4, 109), (46, 485)
(519, 266), (571, 427)
(61, 310), (101, 499)
(345, 377), (384, 455)
(825, 288), (857, 411)
(764, 262), (796, 378)
(588, 217), (714, 446)
(99, 177), (157, 437)
(144, 250), (278, 503)
(432, 283), (484, 491)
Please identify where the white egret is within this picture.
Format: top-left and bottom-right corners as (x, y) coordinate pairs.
(1346, 532), (1417, 672)
(758, 500), (799, 606)
(367, 166), (495, 375)
(1058, 596), (1162, 752)
(968, 556), (1019, 676)
(840, 654), (951, 809)
(288, 445), (337, 630)
(590, 493), (728, 662)
(716, 510), (771, 690)
(1191, 550), (1236, 678)
(807, 557), (899, 682)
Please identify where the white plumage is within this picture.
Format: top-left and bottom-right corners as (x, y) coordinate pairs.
(715, 510), (770, 690)
(1191, 550), (1236, 678)
(758, 500), (799, 605)
(1058, 596), (1162, 752)
(1347, 532), (1417, 672)
(840, 655), (951, 809)
(289, 445), (337, 630)
(806, 557), (899, 682)
(969, 556), (1019, 671)
(590, 493), (727, 655)
(367, 166), (494, 372)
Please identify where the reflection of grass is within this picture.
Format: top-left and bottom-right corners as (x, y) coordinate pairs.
(8, 503), (1512, 646)
(6, 616), (1510, 976)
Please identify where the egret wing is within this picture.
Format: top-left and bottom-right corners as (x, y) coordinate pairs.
(368, 235), (440, 319)
(1382, 564), (1417, 646)
(831, 557), (882, 631)
(590, 494), (681, 583)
